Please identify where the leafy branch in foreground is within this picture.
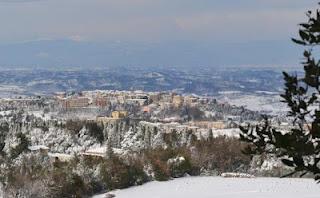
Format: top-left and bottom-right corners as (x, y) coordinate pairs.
(240, 5), (320, 182)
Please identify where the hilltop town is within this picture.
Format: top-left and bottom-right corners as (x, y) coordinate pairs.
(0, 89), (285, 159)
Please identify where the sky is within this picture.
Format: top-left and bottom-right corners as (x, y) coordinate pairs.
(0, 0), (317, 68)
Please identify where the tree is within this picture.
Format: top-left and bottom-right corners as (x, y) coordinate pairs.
(10, 132), (30, 159)
(105, 138), (114, 159)
(240, 4), (320, 182)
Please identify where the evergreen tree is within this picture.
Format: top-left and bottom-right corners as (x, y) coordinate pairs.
(240, 3), (320, 182)
(10, 132), (30, 159)
(105, 138), (114, 159)
(208, 129), (213, 142)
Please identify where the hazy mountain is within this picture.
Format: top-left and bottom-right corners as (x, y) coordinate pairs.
(0, 39), (302, 69)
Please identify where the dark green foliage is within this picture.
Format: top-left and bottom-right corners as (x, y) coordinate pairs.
(152, 159), (170, 181)
(127, 160), (149, 186)
(39, 122), (49, 132)
(144, 148), (175, 181)
(0, 136), (5, 154)
(85, 122), (104, 143)
(65, 120), (84, 134)
(208, 129), (213, 142)
(65, 120), (104, 142)
(100, 155), (148, 190)
(144, 147), (199, 181)
(240, 4), (320, 182)
(0, 123), (9, 155)
(163, 129), (179, 148)
(10, 132), (30, 159)
(49, 158), (92, 198)
(184, 106), (205, 121)
(51, 172), (87, 198)
(0, 122), (9, 133)
(168, 157), (193, 178)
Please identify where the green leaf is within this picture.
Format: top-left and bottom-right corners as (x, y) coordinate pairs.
(292, 38), (306, 45)
(299, 30), (309, 40)
(300, 23), (310, 29)
(282, 159), (295, 167)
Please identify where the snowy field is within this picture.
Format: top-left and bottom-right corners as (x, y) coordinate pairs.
(93, 177), (320, 198)
(218, 93), (287, 115)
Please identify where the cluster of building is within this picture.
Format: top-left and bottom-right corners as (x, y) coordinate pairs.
(55, 90), (209, 111)
(53, 90), (246, 129)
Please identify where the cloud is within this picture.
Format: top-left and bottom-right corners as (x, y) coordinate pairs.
(175, 8), (306, 41)
(0, 0), (316, 43)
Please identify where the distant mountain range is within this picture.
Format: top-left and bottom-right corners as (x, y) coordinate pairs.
(0, 39), (302, 69)
(0, 67), (285, 97)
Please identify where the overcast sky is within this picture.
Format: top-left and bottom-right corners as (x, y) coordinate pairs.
(0, 0), (317, 68)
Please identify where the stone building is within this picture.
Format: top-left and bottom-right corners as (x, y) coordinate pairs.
(173, 95), (184, 107)
(61, 97), (90, 109)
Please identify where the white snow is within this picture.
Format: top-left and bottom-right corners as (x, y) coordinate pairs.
(28, 145), (49, 151)
(93, 177), (320, 198)
(219, 94), (287, 115)
(221, 172), (255, 178)
(82, 147), (126, 157)
(211, 128), (240, 138)
(48, 152), (74, 162)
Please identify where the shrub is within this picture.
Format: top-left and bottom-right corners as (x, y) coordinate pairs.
(192, 136), (251, 173)
(50, 170), (87, 198)
(168, 156), (193, 178)
(100, 155), (148, 190)
(3, 155), (51, 198)
(3, 155), (96, 198)
(127, 159), (148, 186)
(144, 147), (198, 181)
